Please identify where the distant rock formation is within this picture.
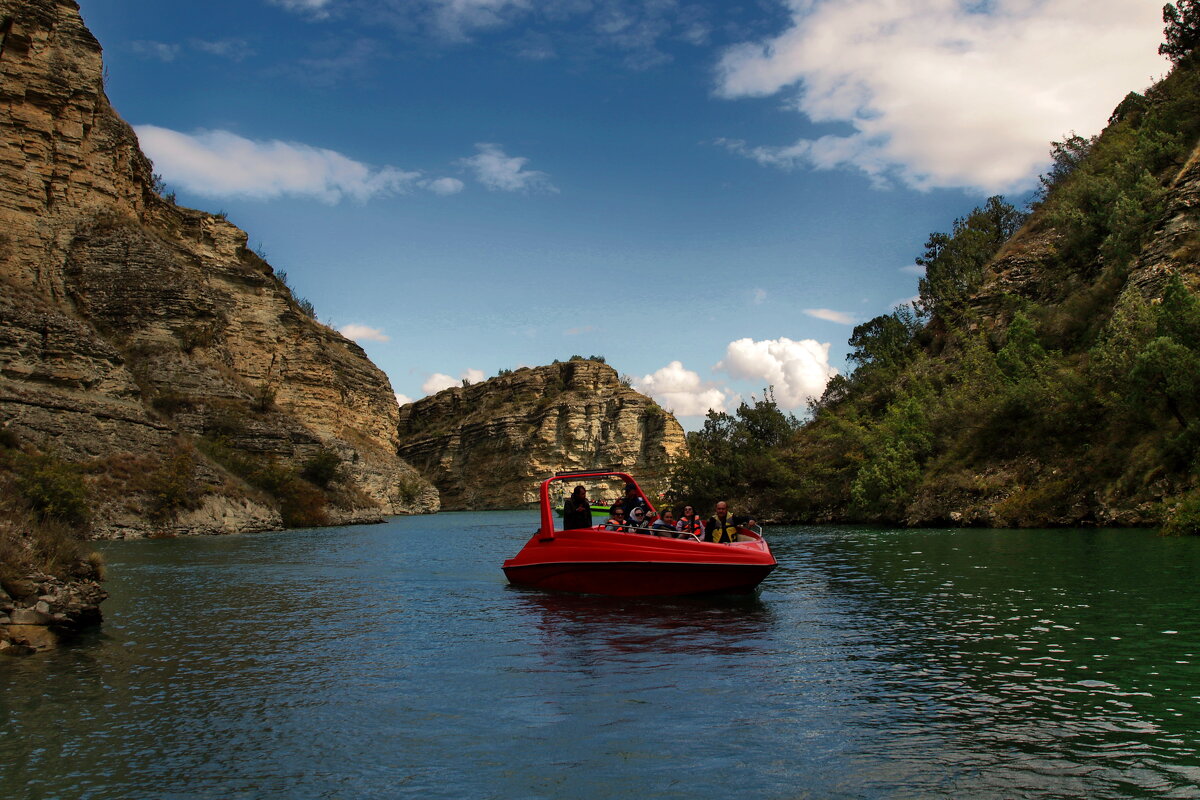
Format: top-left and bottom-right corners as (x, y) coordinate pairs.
(397, 360), (687, 509)
(0, 0), (438, 539)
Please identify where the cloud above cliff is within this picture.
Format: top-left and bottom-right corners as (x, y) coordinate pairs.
(715, 337), (837, 409)
(715, 0), (1168, 193)
(134, 126), (459, 203)
(421, 367), (485, 394)
(634, 361), (732, 417)
(458, 143), (557, 193)
(339, 323), (389, 342)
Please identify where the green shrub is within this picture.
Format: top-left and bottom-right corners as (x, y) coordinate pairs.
(12, 451), (89, 527)
(301, 448), (343, 489)
(1161, 489), (1200, 535)
(145, 447), (200, 521)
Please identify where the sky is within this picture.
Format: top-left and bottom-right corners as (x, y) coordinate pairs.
(78, 0), (1170, 429)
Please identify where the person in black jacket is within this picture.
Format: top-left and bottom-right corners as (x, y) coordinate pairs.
(562, 485), (593, 529)
(704, 501), (755, 544)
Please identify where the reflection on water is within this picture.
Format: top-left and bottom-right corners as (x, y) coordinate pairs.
(1, 515), (1198, 799)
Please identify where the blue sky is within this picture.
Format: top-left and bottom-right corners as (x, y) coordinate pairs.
(79, 0), (1169, 429)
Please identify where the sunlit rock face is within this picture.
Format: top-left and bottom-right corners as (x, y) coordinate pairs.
(397, 361), (688, 510)
(0, 0), (438, 537)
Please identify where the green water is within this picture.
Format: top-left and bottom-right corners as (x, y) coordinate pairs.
(2, 515), (1198, 798)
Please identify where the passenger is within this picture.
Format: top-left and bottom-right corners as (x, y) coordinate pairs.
(676, 505), (704, 538)
(650, 510), (678, 537)
(619, 483), (650, 528)
(604, 506), (630, 532)
(562, 485), (593, 530)
(704, 501), (756, 544)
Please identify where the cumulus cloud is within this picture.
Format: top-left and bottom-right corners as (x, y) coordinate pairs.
(339, 323), (390, 342)
(634, 361), (732, 417)
(133, 126), (463, 203)
(458, 143), (557, 193)
(421, 367), (485, 394)
(422, 373), (459, 394)
(804, 308), (856, 324)
(715, 337), (838, 409)
(716, 0), (1168, 193)
(395, 392), (414, 406)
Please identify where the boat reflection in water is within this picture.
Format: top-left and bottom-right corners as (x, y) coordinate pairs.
(503, 470), (777, 597)
(509, 587), (776, 675)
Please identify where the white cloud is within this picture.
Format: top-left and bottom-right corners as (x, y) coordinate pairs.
(422, 373), (458, 394)
(135, 126), (421, 203)
(428, 0), (530, 40)
(900, 263), (925, 276)
(634, 361), (732, 417)
(420, 176), (465, 195)
(804, 308), (856, 324)
(716, 0), (1169, 193)
(715, 337), (838, 409)
(421, 367), (485, 394)
(269, 0), (334, 18)
(339, 323), (390, 342)
(458, 143), (558, 193)
(395, 392), (414, 406)
(191, 38), (253, 61)
(130, 41), (181, 62)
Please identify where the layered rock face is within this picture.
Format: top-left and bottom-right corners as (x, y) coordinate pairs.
(0, 0), (438, 538)
(397, 361), (687, 509)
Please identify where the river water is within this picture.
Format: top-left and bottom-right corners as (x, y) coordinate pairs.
(2, 513), (1198, 799)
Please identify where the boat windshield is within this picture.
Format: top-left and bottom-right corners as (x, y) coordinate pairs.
(542, 470), (658, 534)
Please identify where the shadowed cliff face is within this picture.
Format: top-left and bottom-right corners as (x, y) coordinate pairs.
(397, 361), (688, 509)
(0, 0), (438, 536)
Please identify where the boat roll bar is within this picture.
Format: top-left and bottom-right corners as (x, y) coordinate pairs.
(538, 470), (657, 540)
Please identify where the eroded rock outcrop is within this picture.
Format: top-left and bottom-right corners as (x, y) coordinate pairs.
(397, 361), (687, 509)
(0, 0), (438, 541)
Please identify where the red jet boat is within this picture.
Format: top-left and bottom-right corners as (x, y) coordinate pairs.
(502, 470), (777, 597)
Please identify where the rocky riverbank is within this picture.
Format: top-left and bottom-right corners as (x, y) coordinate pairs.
(0, 571), (107, 654)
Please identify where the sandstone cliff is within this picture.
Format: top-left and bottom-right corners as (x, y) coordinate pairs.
(397, 360), (687, 509)
(0, 0), (438, 540)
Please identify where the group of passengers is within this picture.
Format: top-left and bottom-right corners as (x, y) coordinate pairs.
(562, 484), (755, 544)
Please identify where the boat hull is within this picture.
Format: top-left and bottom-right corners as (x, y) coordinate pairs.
(502, 527), (777, 597)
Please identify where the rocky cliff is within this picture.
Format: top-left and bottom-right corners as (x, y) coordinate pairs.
(0, 0), (438, 541)
(397, 360), (687, 509)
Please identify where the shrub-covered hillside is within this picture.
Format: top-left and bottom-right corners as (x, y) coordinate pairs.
(670, 16), (1200, 532)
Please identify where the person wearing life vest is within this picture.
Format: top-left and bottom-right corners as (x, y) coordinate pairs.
(604, 506), (631, 532)
(704, 501), (755, 544)
(675, 505), (704, 538)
